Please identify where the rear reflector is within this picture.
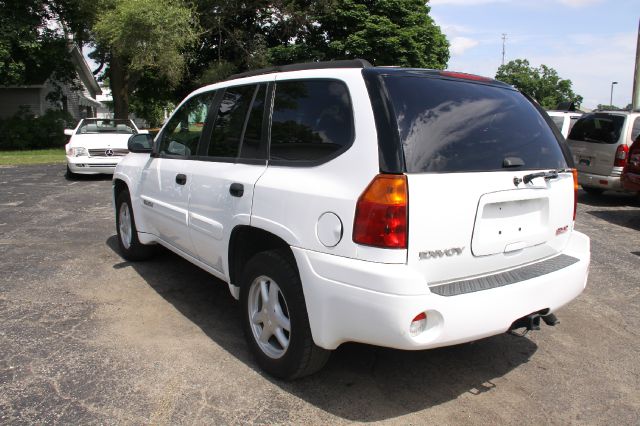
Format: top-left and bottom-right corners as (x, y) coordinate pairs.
(353, 174), (408, 249)
(614, 144), (629, 168)
(410, 312), (427, 337)
(572, 169), (578, 221)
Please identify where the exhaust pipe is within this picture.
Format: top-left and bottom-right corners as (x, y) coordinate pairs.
(509, 309), (559, 336)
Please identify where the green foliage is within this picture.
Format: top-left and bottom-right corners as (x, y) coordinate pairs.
(93, 0), (200, 85)
(495, 59), (583, 109)
(0, 0), (77, 86)
(0, 108), (74, 150)
(597, 104), (633, 111)
(309, 0), (449, 68)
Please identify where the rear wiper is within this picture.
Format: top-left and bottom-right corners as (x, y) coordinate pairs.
(522, 170), (560, 184)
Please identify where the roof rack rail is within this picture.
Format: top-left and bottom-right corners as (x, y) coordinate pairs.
(226, 59), (373, 81)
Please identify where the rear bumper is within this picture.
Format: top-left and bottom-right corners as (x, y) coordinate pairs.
(578, 170), (623, 190)
(67, 156), (121, 175)
(294, 231), (590, 350)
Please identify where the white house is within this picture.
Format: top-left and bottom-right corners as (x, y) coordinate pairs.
(0, 44), (102, 121)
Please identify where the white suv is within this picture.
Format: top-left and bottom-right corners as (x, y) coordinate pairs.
(113, 60), (591, 379)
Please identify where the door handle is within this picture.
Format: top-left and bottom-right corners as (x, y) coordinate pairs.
(176, 173), (187, 185)
(229, 183), (244, 197)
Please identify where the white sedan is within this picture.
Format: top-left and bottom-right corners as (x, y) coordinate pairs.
(64, 118), (147, 176)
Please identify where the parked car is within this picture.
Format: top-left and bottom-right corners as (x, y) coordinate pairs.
(621, 135), (640, 193)
(567, 111), (640, 195)
(546, 110), (582, 138)
(113, 60), (590, 379)
(64, 118), (146, 177)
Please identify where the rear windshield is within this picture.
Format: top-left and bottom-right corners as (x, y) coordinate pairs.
(383, 76), (567, 173)
(568, 113), (625, 144)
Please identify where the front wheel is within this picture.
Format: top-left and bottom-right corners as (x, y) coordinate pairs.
(240, 250), (330, 379)
(115, 189), (154, 261)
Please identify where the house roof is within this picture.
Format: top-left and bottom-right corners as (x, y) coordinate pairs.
(69, 44), (102, 96)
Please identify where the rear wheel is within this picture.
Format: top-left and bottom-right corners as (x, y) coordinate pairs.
(240, 250), (330, 379)
(115, 189), (154, 261)
(582, 186), (605, 196)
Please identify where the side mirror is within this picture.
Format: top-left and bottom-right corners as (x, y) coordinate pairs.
(64, 129), (74, 136)
(128, 134), (154, 153)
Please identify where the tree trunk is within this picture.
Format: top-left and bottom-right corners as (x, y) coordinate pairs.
(109, 54), (130, 119)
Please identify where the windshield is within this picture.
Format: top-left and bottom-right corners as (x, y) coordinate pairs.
(383, 76), (567, 173)
(77, 119), (137, 135)
(568, 113), (625, 144)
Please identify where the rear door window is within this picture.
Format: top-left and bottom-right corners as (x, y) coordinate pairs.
(383, 76), (567, 173)
(270, 80), (354, 164)
(207, 85), (265, 159)
(568, 113), (625, 145)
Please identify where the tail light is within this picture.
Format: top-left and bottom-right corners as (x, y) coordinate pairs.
(614, 144), (629, 167)
(353, 174), (408, 249)
(572, 169), (578, 221)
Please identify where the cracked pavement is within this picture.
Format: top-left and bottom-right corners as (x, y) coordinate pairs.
(0, 163), (639, 424)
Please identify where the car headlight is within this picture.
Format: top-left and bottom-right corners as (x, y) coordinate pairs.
(67, 147), (88, 157)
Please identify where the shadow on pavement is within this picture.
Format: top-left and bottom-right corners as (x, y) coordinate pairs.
(106, 236), (538, 421)
(587, 209), (640, 232)
(577, 190), (639, 207)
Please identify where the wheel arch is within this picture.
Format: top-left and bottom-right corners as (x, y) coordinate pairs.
(228, 225), (296, 288)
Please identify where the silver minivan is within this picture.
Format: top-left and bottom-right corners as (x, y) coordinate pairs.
(567, 111), (640, 194)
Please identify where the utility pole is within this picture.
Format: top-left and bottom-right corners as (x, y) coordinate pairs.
(501, 33), (507, 66)
(610, 81), (618, 106)
(632, 18), (640, 110)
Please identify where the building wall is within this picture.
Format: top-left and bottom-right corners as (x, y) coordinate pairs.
(0, 88), (43, 118)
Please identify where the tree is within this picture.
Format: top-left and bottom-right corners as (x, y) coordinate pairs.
(0, 0), (77, 90)
(92, 0), (199, 118)
(177, 0), (449, 99)
(495, 59), (583, 109)
(267, 0), (449, 68)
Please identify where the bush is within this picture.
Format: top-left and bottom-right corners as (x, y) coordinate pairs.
(0, 107), (74, 150)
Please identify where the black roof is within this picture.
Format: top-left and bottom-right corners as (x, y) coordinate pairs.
(226, 58), (510, 89)
(226, 59), (373, 81)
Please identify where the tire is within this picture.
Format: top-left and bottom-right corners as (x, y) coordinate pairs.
(240, 250), (330, 380)
(115, 189), (154, 261)
(582, 186), (605, 195)
(65, 165), (77, 180)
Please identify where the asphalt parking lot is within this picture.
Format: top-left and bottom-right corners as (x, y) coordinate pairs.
(1, 163), (639, 424)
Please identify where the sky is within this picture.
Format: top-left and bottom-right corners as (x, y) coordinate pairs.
(429, 0), (639, 109)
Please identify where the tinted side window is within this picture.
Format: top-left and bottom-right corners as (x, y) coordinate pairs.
(384, 76), (567, 173)
(158, 92), (215, 157)
(568, 113), (625, 145)
(270, 80), (354, 162)
(239, 84), (267, 159)
(208, 85), (257, 158)
(631, 117), (640, 142)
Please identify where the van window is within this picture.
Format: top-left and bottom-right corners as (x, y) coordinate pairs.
(384, 76), (567, 173)
(551, 116), (564, 131)
(568, 113), (625, 145)
(270, 80), (354, 163)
